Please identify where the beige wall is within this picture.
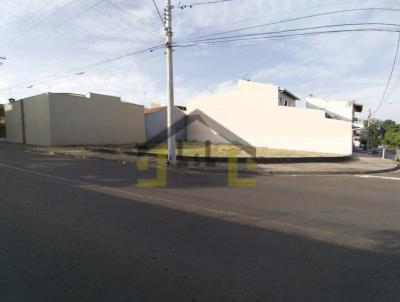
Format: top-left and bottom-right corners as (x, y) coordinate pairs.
(4, 101), (23, 143)
(187, 80), (353, 155)
(48, 93), (145, 146)
(5, 92), (145, 146)
(23, 94), (51, 145)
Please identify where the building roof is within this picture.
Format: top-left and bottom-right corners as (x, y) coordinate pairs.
(145, 105), (187, 115)
(144, 107), (164, 115)
(279, 88), (300, 100)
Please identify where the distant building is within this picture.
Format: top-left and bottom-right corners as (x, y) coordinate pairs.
(306, 96), (363, 125)
(278, 87), (300, 107)
(4, 92), (145, 146)
(306, 96), (364, 146)
(186, 80), (353, 155)
(145, 104), (187, 143)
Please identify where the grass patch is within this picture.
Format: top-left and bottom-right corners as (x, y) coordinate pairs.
(96, 142), (338, 158)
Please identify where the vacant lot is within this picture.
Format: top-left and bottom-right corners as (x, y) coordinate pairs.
(105, 142), (337, 158)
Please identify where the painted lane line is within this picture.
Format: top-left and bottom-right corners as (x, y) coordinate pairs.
(357, 175), (400, 181)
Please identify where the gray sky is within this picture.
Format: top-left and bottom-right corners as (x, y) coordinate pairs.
(1, 0), (400, 122)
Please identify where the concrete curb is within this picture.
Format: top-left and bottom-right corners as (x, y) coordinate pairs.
(4, 144), (399, 176)
(88, 147), (399, 176)
(88, 147), (352, 164)
(180, 163), (400, 176)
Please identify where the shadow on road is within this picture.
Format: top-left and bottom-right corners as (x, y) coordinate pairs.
(1, 149), (252, 189)
(1, 162), (400, 302)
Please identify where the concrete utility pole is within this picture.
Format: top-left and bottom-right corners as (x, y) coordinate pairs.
(165, 0), (176, 164)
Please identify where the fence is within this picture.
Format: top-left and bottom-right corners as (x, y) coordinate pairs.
(372, 147), (399, 161)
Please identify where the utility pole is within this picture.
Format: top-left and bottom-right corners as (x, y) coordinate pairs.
(367, 108), (371, 150)
(165, 0), (176, 164)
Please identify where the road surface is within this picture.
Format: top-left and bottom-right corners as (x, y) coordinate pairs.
(1, 147), (400, 301)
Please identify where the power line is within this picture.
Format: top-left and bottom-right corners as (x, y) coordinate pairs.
(173, 28), (400, 52)
(0, 44), (165, 92)
(213, 1), (400, 29)
(188, 7), (400, 40)
(51, 0), (108, 31)
(11, 0), (55, 31)
(24, 52), (164, 94)
(177, 0), (232, 9)
(151, 0), (165, 26)
(105, 0), (161, 31)
(77, 0), (162, 40)
(97, 0), (163, 40)
(385, 70), (400, 102)
(23, 0), (82, 31)
(27, 72), (86, 89)
(374, 32), (400, 114)
(2, 0), (82, 51)
(4, 0), (164, 57)
(8, 0), (108, 52)
(176, 23), (400, 45)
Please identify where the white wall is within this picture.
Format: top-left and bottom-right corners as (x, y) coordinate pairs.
(187, 80), (353, 155)
(306, 97), (354, 121)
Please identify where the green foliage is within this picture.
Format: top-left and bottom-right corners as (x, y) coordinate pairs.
(361, 119), (400, 148)
(384, 124), (400, 147)
(0, 104), (4, 117)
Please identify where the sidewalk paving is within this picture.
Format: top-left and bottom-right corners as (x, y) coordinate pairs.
(255, 154), (399, 175)
(1, 142), (398, 176)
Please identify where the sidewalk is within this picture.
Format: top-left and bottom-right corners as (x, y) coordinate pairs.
(255, 154), (399, 175)
(1, 142), (398, 176)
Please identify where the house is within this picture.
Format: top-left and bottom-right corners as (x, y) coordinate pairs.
(278, 87), (299, 107)
(4, 92), (145, 146)
(306, 96), (364, 147)
(306, 96), (363, 128)
(186, 80), (353, 155)
(145, 104), (187, 143)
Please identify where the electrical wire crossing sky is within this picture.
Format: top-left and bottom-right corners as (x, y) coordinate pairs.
(1, 0), (400, 122)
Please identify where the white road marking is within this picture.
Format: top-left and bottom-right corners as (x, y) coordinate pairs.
(357, 175), (400, 181)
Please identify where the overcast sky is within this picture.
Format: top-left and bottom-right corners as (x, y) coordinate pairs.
(1, 0), (399, 121)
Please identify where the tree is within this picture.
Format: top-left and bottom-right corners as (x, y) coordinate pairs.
(360, 119), (400, 148)
(0, 104), (4, 117)
(361, 118), (382, 148)
(384, 124), (400, 147)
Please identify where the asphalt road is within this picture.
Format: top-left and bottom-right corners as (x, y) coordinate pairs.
(1, 147), (400, 302)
